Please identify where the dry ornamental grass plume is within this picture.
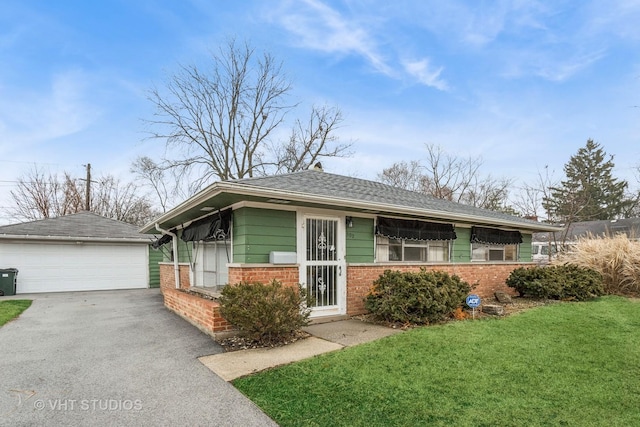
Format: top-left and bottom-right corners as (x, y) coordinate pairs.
(555, 233), (640, 296)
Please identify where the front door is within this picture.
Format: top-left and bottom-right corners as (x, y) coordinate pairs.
(300, 215), (346, 318)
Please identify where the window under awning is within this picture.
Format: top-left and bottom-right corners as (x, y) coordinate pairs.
(181, 209), (232, 242)
(471, 226), (522, 245)
(376, 217), (457, 241)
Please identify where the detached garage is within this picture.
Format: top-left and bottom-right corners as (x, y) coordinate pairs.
(0, 212), (155, 294)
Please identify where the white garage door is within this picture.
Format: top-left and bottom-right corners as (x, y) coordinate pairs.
(0, 241), (148, 294)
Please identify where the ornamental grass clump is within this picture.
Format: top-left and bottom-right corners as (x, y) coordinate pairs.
(365, 269), (471, 325)
(555, 234), (640, 296)
(219, 280), (311, 346)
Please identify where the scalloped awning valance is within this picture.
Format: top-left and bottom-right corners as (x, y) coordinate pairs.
(376, 217), (456, 241)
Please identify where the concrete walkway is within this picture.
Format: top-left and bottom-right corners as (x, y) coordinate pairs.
(199, 319), (403, 381)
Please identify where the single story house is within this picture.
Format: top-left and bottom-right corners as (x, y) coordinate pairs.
(140, 168), (561, 336)
(0, 211), (162, 294)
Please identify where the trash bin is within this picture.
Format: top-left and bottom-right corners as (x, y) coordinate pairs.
(0, 268), (18, 296)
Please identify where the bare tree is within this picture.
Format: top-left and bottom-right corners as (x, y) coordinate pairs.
(8, 166), (82, 221)
(91, 175), (158, 225)
(7, 165), (157, 226)
(378, 160), (427, 192)
(511, 165), (558, 221)
(378, 144), (513, 210)
(272, 104), (351, 174)
(131, 156), (171, 213)
(143, 38), (350, 197)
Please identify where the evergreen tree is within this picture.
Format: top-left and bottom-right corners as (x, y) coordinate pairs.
(543, 139), (631, 222)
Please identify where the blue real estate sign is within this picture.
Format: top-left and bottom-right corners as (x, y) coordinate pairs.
(466, 294), (481, 308)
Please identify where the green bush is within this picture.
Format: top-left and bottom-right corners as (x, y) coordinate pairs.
(219, 280), (311, 345)
(365, 269), (471, 325)
(506, 265), (604, 301)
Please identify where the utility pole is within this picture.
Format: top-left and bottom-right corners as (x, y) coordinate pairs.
(85, 163), (91, 211)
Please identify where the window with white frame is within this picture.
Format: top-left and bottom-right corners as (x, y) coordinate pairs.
(470, 226), (522, 262)
(376, 237), (450, 262)
(471, 243), (518, 261)
(375, 217), (455, 263)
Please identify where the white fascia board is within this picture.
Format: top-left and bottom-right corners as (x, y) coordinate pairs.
(0, 234), (152, 244)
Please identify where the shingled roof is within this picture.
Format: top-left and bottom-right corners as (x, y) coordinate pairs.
(232, 170), (546, 227)
(0, 211), (151, 242)
(143, 169), (561, 233)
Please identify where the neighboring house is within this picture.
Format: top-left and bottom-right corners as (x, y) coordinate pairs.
(0, 211), (161, 294)
(532, 217), (640, 263)
(140, 168), (561, 335)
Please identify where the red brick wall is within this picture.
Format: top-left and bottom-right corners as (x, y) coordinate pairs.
(228, 265), (299, 287)
(159, 263), (191, 290)
(159, 261), (527, 332)
(162, 287), (232, 334)
(346, 263), (526, 316)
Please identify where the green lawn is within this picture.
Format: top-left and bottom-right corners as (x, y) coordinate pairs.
(0, 299), (32, 327)
(234, 296), (640, 427)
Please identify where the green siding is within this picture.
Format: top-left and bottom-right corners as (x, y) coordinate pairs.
(160, 234), (193, 263)
(233, 207), (297, 263)
(452, 227), (472, 262)
(148, 246), (163, 288)
(346, 217), (374, 263)
(177, 238), (192, 263)
(520, 233), (532, 261)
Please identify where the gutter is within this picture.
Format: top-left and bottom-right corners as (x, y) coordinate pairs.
(0, 234), (152, 244)
(155, 224), (180, 289)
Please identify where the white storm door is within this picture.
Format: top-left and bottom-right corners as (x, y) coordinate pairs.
(299, 215), (346, 317)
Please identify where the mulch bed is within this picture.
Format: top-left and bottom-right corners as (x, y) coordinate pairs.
(217, 330), (311, 352)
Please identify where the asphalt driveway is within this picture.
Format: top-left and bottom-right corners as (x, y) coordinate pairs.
(0, 289), (277, 427)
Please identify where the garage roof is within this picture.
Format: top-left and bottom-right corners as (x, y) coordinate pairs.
(0, 211), (154, 243)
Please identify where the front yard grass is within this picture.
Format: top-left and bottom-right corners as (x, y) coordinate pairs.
(234, 296), (640, 426)
(0, 300), (32, 327)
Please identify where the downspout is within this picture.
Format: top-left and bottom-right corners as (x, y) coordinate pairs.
(156, 223), (180, 289)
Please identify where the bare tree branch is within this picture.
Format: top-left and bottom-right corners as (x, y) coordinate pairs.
(272, 104), (352, 174)
(6, 165), (158, 225)
(378, 144), (513, 210)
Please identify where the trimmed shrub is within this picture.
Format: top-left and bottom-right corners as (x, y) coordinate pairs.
(219, 280), (311, 345)
(506, 265), (604, 301)
(365, 269), (471, 325)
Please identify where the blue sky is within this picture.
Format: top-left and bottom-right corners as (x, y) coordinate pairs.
(1, 0), (640, 223)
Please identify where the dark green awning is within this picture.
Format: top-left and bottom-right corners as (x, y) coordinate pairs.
(376, 217), (456, 241)
(471, 226), (522, 245)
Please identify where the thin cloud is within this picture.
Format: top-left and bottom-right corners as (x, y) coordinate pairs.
(272, 0), (447, 89)
(275, 0), (392, 75)
(0, 69), (100, 147)
(402, 58), (448, 90)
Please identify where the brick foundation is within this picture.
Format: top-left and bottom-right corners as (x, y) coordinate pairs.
(228, 265), (299, 287)
(159, 263), (191, 290)
(346, 263), (527, 316)
(159, 261), (530, 333)
(159, 262), (232, 335)
(162, 287), (232, 336)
